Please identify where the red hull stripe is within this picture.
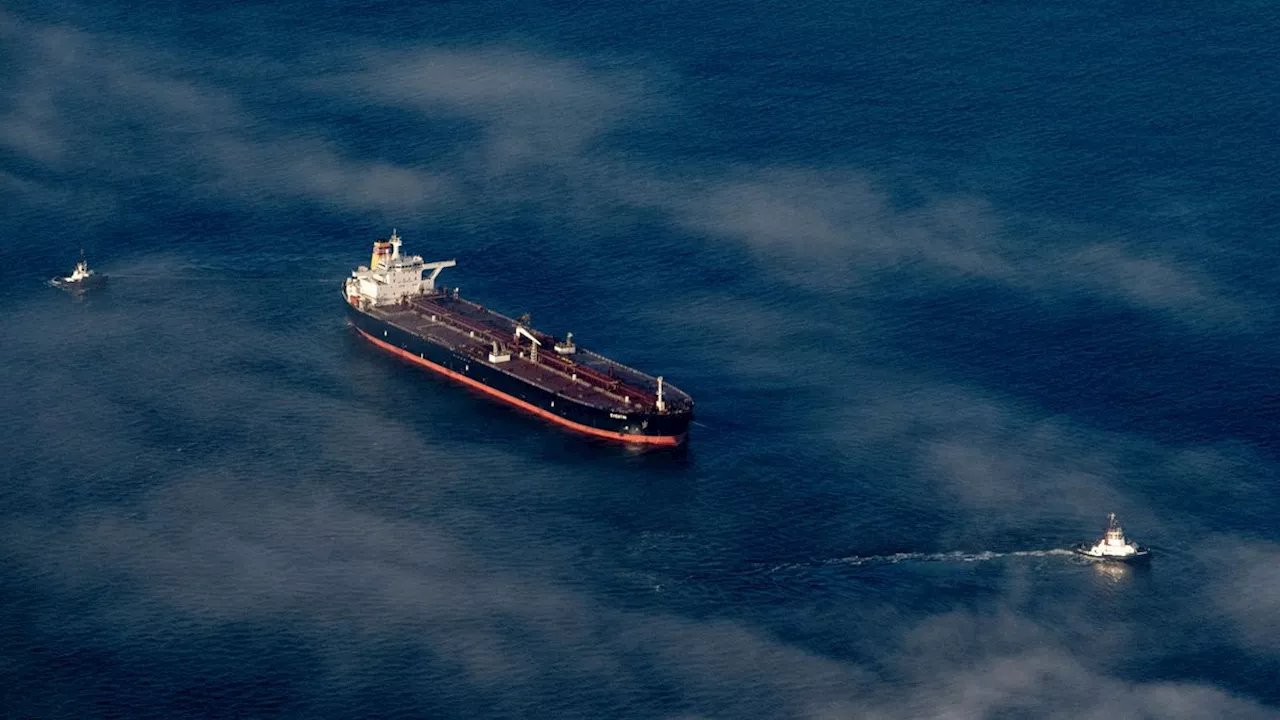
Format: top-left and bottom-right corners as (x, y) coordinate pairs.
(356, 327), (685, 446)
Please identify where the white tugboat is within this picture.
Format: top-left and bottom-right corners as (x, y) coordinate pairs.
(1073, 513), (1150, 563)
(49, 250), (107, 294)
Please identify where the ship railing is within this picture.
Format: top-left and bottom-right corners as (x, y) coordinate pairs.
(411, 297), (506, 343)
(407, 294), (672, 409)
(534, 349), (656, 406)
(576, 347), (691, 406)
(453, 343), (639, 408)
(444, 295), (566, 348)
(416, 296), (522, 342)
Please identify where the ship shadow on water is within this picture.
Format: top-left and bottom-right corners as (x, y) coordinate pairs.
(545, 432), (695, 467)
(40, 274), (117, 309)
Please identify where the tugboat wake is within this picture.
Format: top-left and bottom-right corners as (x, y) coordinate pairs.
(767, 549), (1075, 573)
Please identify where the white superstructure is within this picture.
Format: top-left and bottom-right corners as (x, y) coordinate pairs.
(345, 230), (455, 308)
(1078, 513), (1145, 559)
(64, 257), (94, 283)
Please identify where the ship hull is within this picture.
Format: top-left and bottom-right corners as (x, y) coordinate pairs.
(345, 302), (691, 446)
(50, 275), (107, 294)
(1071, 545), (1152, 564)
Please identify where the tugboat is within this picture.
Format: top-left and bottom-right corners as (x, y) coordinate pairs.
(49, 250), (107, 294)
(1073, 513), (1150, 564)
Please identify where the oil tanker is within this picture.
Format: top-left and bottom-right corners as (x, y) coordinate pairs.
(344, 231), (694, 445)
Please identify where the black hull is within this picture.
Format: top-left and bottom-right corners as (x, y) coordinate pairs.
(346, 302), (691, 445)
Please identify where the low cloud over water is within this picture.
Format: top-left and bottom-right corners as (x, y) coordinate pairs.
(3, 2), (1278, 717)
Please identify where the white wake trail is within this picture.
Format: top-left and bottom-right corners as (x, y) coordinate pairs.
(768, 548), (1074, 573)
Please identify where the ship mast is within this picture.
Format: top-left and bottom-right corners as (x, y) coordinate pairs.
(1104, 513), (1124, 545)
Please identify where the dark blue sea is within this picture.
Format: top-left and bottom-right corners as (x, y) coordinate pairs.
(3, 1), (1279, 717)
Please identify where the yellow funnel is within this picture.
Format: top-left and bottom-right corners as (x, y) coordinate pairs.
(370, 241), (392, 270)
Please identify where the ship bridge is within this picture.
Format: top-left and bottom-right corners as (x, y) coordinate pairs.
(346, 230), (455, 308)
